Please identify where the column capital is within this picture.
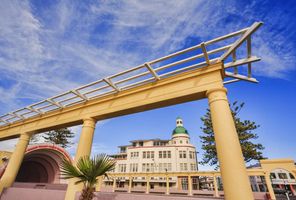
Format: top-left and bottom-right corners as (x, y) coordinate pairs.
(206, 87), (227, 97)
(206, 87), (228, 105)
(19, 132), (33, 141)
(82, 118), (96, 128)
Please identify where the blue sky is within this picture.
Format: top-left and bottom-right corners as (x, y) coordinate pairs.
(0, 0), (295, 170)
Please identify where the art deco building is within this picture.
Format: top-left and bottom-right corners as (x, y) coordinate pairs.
(108, 117), (198, 190)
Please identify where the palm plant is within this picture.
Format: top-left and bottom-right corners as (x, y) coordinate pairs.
(60, 154), (116, 200)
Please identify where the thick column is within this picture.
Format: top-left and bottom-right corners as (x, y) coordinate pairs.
(166, 175), (170, 195)
(265, 174), (276, 200)
(206, 88), (254, 200)
(0, 132), (32, 193)
(128, 176), (132, 193)
(146, 176), (150, 194)
(213, 175), (220, 197)
(188, 176), (193, 196)
(64, 118), (96, 200)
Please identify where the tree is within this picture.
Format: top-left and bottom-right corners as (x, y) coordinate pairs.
(60, 154), (116, 200)
(29, 134), (41, 144)
(199, 101), (265, 167)
(43, 128), (75, 148)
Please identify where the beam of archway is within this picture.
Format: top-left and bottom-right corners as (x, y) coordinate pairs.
(0, 63), (223, 141)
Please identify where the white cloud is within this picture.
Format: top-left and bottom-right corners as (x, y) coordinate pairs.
(0, 138), (18, 152)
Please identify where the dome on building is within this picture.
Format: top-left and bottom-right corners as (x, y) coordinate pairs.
(172, 117), (189, 135)
(172, 126), (189, 135)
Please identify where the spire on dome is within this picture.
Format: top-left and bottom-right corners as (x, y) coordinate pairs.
(176, 117), (183, 127)
(172, 117), (189, 135)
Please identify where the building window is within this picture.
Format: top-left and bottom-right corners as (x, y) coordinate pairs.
(142, 163), (154, 172)
(158, 151), (171, 159)
(163, 151), (167, 158)
(139, 142), (143, 147)
(180, 140), (183, 144)
(143, 151), (154, 159)
(130, 163), (138, 172)
(118, 164), (126, 172)
(168, 163), (172, 171)
(190, 164), (196, 171)
(289, 173), (295, 179)
(168, 151), (171, 158)
(153, 141), (166, 146)
(158, 163), (172, 172)
(131, 152), (139, 159)
(180, 163), (188, 171)
(270, 173), (276, 179)
(189, 151), (195, 159)
(278, 173), (288, 179)
(120, 147), (127, 153)
(192, 177), (199, 190)
(181, 177), (188, 190)
(179, 151), (186, 159)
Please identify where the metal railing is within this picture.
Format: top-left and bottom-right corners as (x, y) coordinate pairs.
(0, 22), (263, 127)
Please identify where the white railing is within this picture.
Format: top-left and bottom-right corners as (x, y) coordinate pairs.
(0, 22), (263, 127)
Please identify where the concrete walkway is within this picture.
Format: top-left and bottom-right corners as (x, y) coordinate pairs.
(1, 187), (223, 200)
(89, 192), (223, 200)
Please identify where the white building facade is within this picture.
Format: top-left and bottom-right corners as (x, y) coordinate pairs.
(108, 117), (198, 190)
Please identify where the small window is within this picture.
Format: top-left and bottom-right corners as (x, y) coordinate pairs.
(270, 173), (276, 179)
(289, 173), (295, 179)
(168, 151), (171, 158)
(159, 151), (163, 158)
(180, 140), (183, 144)
(278, 173), (288, 179)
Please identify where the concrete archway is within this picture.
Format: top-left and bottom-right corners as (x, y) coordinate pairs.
(269, 168), (296, 196)
(15, 144), (71, 184)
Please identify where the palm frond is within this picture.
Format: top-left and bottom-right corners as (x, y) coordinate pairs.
(60, 154), (116, 187)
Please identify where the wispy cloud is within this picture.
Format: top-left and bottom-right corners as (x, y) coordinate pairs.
(0, 0), (295, 116)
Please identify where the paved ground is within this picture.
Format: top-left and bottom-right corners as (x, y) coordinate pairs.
(90, 192), (223, 200)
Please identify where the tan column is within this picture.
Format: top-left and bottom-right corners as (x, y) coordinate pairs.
(265, 173), (276, 200)
(112, 178), (116, 192)
(213, 175), (220, 197)
(0, 132), (32, 193)
(96, 176), (102, 192)
(64, 118), (96, 200)
(206, 87), (254, 200)
(188, 176), (193, 196)
(128, 176), (132, 193)
(166, 175), (170, 195)
(146, 176), (150, 194)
